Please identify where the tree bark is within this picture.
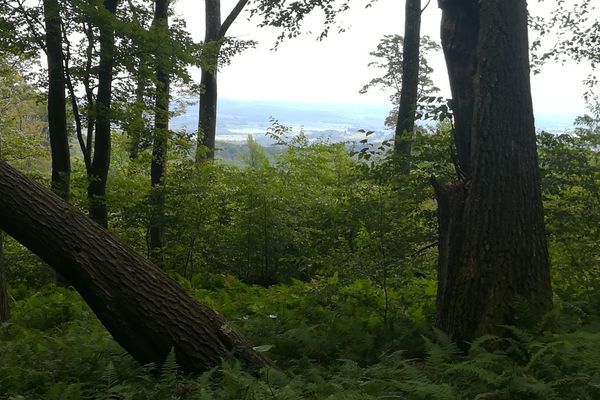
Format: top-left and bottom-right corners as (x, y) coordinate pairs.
(43, 0), (71, 201)
(394, 0), (421, 174)
(0, 160), (269, 373)
(149, 0), (170, 264)
(0, 123), (8, 322)
(196, 0), (248, 161)
(0, 231), (9, 323)
(197, 0), (221, 161)
(88, 0), (119, 228)
(434, 0), (552, 344)
(439, 0), (478, 178)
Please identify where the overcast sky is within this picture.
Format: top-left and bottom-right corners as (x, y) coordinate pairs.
(175, 0), (593, 117)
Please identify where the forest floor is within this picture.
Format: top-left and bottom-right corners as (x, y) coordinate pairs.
(2, 274), (600, 399)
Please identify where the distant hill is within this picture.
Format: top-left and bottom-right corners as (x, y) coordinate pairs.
(172, 98), (580, 144)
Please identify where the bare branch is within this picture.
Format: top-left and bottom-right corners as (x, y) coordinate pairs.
(219, 0), (249, 39)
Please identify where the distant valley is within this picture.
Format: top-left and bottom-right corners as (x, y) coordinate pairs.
(172, 98), (582, 145)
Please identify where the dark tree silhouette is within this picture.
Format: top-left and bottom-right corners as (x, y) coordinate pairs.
(43, 0), (71, 200)
(196, 0), (248, 160)
(88, 0), (119, 227)
(149, 0), (171, 264)
(394, 0), (422, 173)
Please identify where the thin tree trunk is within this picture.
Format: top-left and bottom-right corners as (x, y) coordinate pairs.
(196, 0), (248, 161)
(0, 121), (9, 322)
(197, 0), (221, 161)
(0, 231), (9, 322)
(88, 0), (119, 228)
(149, 0), (170, 264)
(394, 0), (421, 174)
(128, 77), (145, 159)
(84, 20), (96, 162)
(434, 0), (552, 344)
(43, 0), (71, 201)
(0, 160), (269, 373)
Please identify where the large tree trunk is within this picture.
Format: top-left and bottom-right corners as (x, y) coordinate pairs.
(43, 0), (71, 201)
(0, 231), (9, 322)
(88, 0), (119, 228)
(434, 0), (552, 344)
(149, 0), (170, 264)
(0, 160), (269, 373)
(196, 0), (221, 161)
(394, 0), (421, 174)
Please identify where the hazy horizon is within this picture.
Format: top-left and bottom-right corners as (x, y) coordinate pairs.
(172, 97), (584, 144)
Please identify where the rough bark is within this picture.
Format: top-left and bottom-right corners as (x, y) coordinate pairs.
(196, 0), (248, 161)
(0, 160), (269, 373)
(149, 0), (170, 264)
(394, 0), (421, 174)
(434, 0), (552, 344)
(88, 0), (119, 228)
(43, 0), (71, 201)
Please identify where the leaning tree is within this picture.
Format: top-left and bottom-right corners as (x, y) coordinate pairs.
(433, 0), (553, 344)
(0, 160), (269, 373)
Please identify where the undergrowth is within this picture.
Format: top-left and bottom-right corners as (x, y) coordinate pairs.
(1, 276), (599, 400)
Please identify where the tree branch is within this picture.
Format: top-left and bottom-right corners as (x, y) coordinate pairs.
(421, 0), (432, 14)
(218, 0), (249, 39)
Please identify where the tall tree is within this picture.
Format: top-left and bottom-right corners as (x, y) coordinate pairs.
(433, 0), (552, 344)
(196, 0), (249, 160)
(0, 134), (8, 322)
(88, 0), (120, 227)
(0, 230), (8, 323)
(149, 0), (170, 263)
(0, 159), (269, 373)
(43, 0), (71, 201)
(394, 0), (422, 173)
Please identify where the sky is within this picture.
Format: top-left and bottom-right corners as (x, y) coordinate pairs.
(175, 0), (594, 118)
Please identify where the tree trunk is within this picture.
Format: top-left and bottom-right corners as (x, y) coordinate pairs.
(196, 0), (248, 161)
(128, 77), (145, 160)
(149, 0), (170, 264)
(0, 123), (8, 322)
(0, 231), (9, 323)
(88, 0), (119, 228)
(394, 0), (421, 174)
(43, 0), (71, 201)
(434, 0), (552, 344)
(197, 0), (221, 161)
(439, 0), (478, 178)
(0, 160), (269, 373)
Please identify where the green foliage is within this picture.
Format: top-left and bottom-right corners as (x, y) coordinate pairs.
(531, 0), (598, 99)
(2, 280), (600, 399)
(538, 117), (600, 307)
(0, 49), (598, 398)
(360, 34), (441, 127)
